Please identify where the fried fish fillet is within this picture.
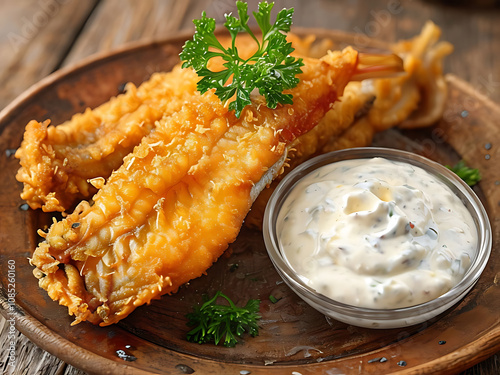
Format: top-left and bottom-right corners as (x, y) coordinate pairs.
(23, 22), (452, 326)
(14, 36), (273, 213)
(15, 66), (199, 212)
(31, 48), (379, 325)
(245, 21), (452, 228)
(16, 23), (449, 216)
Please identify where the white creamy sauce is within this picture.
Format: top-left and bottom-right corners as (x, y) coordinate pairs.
(277, 157), (477, 309)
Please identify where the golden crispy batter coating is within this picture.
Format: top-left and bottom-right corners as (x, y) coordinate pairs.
(245, 22), (451, 228)
(23, 22), (451, 326)
(31, 49), (361, 325)
(396, 21), (453, 128)
(15, 66), (198, 212)
(17, 23), (448, 215)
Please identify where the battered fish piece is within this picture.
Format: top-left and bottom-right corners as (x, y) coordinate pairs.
(16, 24), (448, 214)
(32, 48), (386, 325)
(362, 21), (453, 131)
(245, 21), (452, 228)
(14, 35), (277, 213)
(15, 66), (199, 212)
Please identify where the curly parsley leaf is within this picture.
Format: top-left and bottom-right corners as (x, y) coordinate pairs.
(446, 160), (481, 186)
(179, 1), (304, 118)
(186, 291), (261, 347)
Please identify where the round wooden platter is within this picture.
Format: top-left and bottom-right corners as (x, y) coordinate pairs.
(0, 28), (499, 375)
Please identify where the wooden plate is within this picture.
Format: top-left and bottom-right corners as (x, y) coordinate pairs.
(0, 28), (499, 375)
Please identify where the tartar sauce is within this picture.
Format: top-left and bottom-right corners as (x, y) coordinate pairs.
(277, 157), (477, 309)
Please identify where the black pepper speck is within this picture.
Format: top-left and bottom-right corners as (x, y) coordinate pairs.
(397, 360), (407, 367)
(461, 110), (469, 118)
(229, 263), (239, 272)
(485, 154), (491, 160)
(438, 340), (447, 345)
(485, 143), (492, 150)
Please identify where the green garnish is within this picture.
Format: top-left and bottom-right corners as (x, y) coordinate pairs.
(446, 160), (481, 186)
(186, 291), (261, 347)
(179, 1), (304, 118)
(269, 295), (280, 303)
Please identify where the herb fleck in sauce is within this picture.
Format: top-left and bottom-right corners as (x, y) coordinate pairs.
(277, 158), (477, 309)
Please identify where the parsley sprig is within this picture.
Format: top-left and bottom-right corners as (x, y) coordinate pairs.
(446, 160), (481, 186)
(186, 291), (261, 347)
(180, 1), (304, 118)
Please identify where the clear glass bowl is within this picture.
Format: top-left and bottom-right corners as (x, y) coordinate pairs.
(263, 147), (492, 329)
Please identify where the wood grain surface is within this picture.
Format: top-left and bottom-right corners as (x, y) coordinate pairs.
(0, 0), (499, 374)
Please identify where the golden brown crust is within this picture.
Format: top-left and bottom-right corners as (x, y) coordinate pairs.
(16, 24), (449, 214)
(16, 67), (199, 212)
(246, 22), (452, 229)
(31, 49), (360, 325)
(23, 23), (451, 326)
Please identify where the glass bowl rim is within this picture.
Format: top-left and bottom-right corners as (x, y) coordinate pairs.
(262, 147), (492, 321)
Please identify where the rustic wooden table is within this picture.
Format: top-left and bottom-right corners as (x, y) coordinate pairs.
(0, 0), (499, 374)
